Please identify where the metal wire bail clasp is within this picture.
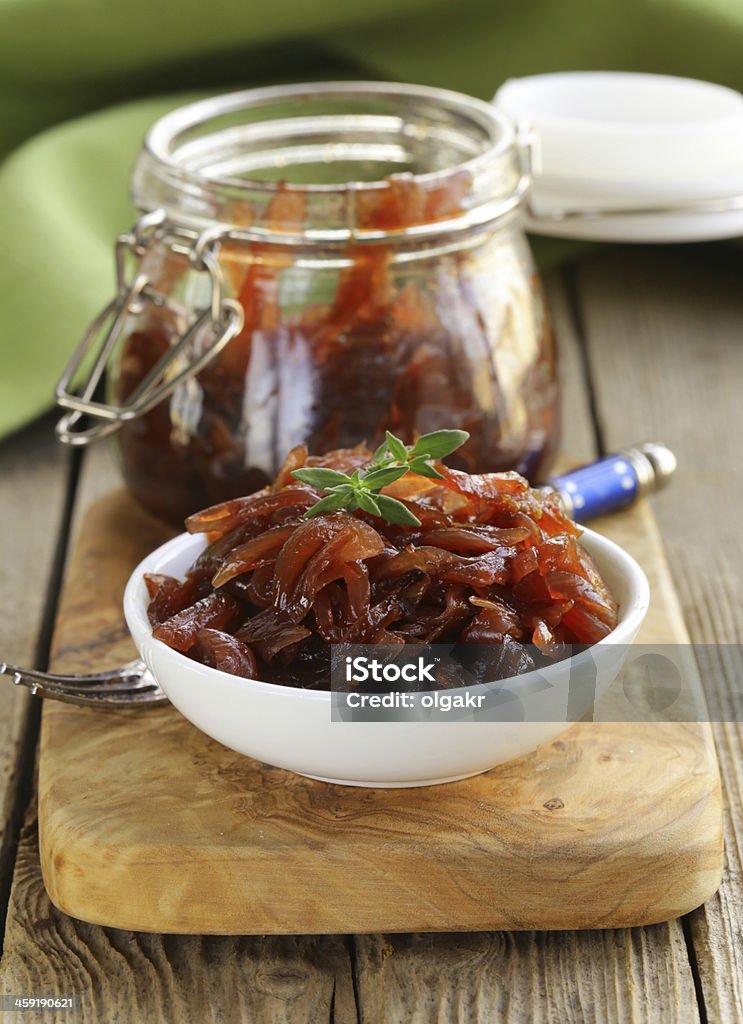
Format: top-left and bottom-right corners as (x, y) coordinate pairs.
(55, 212), (245, 446)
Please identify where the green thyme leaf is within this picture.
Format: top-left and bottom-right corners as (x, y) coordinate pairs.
(375, 494), (421, 526)
(411, 429), (470, 460)
(303, 490), (355, 518)
(296, 427), (467, 525)
(355, 490), (382, 516)
(292, 467), (353, 489)
(372, 439), (390, 465)
(385, 430), (409, 462)
(408, 457), (445, 480)
(360, 464), (410, 490)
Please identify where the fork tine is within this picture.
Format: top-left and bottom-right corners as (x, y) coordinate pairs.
(1, 659), (168, 708)
(28, 673), (163, 697)
(35, 686), (169, 709)
(39, 674), (160, 694)
(0, 660), (147, 687)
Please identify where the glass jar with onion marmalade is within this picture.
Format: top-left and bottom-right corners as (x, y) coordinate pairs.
(56, 82), (560, 524)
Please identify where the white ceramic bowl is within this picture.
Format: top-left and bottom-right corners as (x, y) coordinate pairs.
(124, 527), (649, 788)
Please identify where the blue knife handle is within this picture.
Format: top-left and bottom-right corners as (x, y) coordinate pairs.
(545, 443), (676, 522)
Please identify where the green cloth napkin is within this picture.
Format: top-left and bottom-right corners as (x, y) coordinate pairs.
(2, 0), (743, 439)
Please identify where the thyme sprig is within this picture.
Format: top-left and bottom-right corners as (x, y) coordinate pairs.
(291, 429), (469, 527)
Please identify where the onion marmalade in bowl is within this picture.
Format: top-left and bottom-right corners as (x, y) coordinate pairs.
(145, 443), (618, 690)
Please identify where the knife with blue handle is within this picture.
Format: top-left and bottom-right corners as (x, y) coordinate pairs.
(542, 442), (677, 522)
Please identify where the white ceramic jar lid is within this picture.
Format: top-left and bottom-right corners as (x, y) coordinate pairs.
(493, 72), (743, 242)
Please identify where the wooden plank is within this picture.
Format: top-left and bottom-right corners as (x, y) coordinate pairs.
(353, 927), (697, 1024)
(572, 245), (743, 1024)
(0, 416), (71, 941)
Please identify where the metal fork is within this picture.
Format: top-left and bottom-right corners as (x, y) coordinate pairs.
(0, 659), (168, 708)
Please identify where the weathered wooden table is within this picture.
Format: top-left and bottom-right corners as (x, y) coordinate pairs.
(0, 246), (741, 1023)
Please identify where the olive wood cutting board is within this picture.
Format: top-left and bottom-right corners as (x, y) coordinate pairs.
(38, 490), (723, 933)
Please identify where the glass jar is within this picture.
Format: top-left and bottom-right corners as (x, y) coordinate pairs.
(56, 82), (560, 524)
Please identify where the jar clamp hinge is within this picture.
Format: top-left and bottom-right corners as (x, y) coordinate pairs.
(55, 212), (245, 447)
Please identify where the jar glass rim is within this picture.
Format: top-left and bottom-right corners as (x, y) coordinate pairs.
(132, 81), (523, 238)
(143, 81), (514, 191)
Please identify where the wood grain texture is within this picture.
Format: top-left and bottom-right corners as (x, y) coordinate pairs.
(572, 245), (743, 1024)
(0, 416), (70, 933)
(3, 811), (356, 1024)
(33, 480), (721, 934)
(352, 927), (698, 1024)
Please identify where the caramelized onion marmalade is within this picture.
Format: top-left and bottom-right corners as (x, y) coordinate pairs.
(115, 176), (559, 525)
(147, 444), (619, 688)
